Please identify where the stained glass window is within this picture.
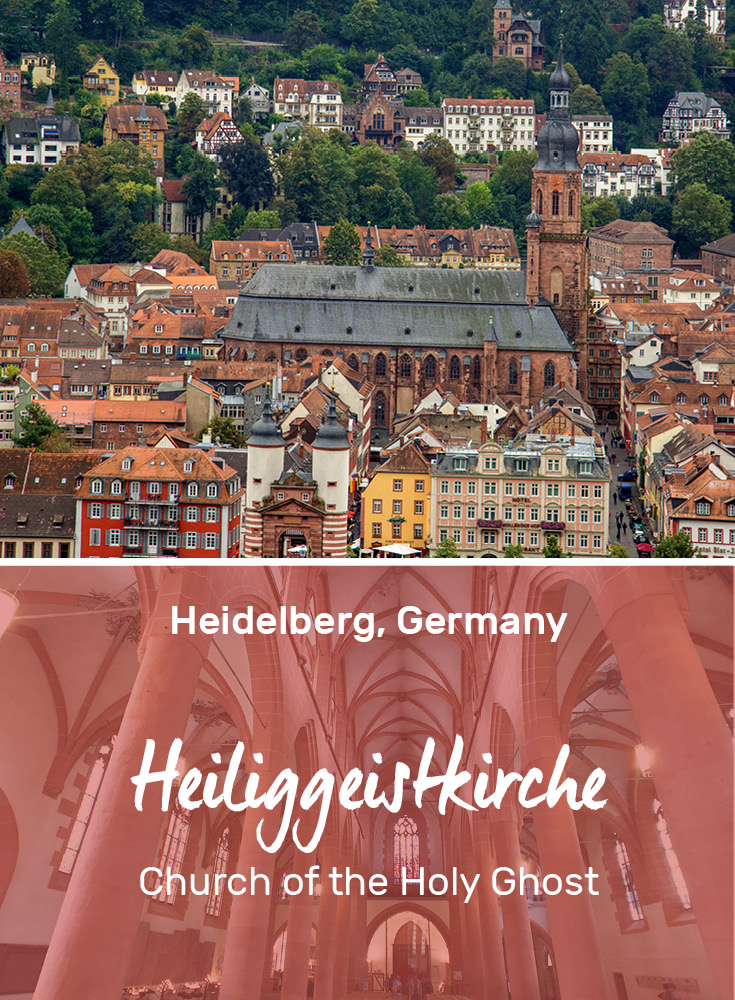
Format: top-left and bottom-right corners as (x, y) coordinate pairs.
(654, 799), (691, 909)
(59, 738), (116, 874)
(614, 836), (643, 921)
(206, 828), (230, 917)
(394, 815), (420, 884)
(158, 804), (191, 904)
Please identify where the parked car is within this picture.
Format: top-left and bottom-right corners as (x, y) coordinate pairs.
(618, 470), (637, 482)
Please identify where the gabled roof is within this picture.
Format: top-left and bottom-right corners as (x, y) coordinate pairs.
(105, 104), (168, 135)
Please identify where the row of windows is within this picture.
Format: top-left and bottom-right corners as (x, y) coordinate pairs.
(438, 479), (603, 497)
(374, 500), (424, 515)
(372, 522), (423, 539)
(89, 478), (221, 499)
(438, 505), (603, 523)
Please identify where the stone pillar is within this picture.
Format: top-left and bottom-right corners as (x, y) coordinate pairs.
(492, 810), (542, 1000)
(281, 854), (317, 1000)
(34, 576), (209, 1000)
(464, 885), (489, 999)
(219, 755), (287, 1000)
(476, 828), (511, 1000)
(332, 885), (353, 997)
(597, 572), (734, 1000)
(312, 849), (340, 1000)
(447, 892), (466, 986)
(529, 762), (612, 1000)
(350, 886), (369, 990)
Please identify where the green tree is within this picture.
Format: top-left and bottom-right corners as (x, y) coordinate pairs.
(402, 87), (434, 107)
(242, 209), (282, 230)
(219, 138), (275, 212)
(465, 181), (496, 226)
(183, 153), (220, 242)
(0, 248), (30, 297)
(429, 192), (472, 228)
(398, 155), (439, 222)
(284, 10), (322, 52)
(180, 23), (213, 66)
(375, 245), (408, 266)
(416, 134), (457, 193)
(281, 133), (328, 220)
(323, 218), (361, 265)
(45, 0), (81, 78)
(582, 196), (619, 231)
(600, 53), (650, 149)
(130, 222), (172, 261)
(569, 85), (607, 116)
(176, 92), (209, 144)
(384, 188), (417, 227)
(563, 0), (610, 85)
(489, 56), (527, 97)
(672, 182), (732, 256)
(341, 0), (400, 49)
(542, 534), (571, 558)
(89, 0), (143, 46)
(670, 132), (735, 201)
(608, 543), (629, 558)
(196, 415), (246, 447)
(31, 163), (85, 214)
(467, 0), (494, 53)
(654, 531), (697, 558)
(503, 543), (524, 557)
(0, 232), (67, 295)
(14, 401), (69, 449)
(434, 536), (459, 557)
(646, 31), (694, 113)
(0, 364), (21, 384)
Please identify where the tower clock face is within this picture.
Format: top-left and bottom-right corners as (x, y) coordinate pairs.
(548, 175), (565, 193)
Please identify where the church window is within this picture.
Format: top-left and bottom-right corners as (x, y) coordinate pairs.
(375, 353), (387, 378)
(400, 354), (412, 378)
(206, 828), (230, 917)
(157, 804), (191, 904)
(374, 391), (386, 427)
(394, 815), (420, 884)
(550, 267), (563, 307)
(347, 353), (359, 371)
(295, 348), (307, 362)
(568, 192), (575, 216)
(654, 799), (691, 910)
(59, 738), (116, 874)
(614, 836), (644, 921)
(551, 191), (560, 216)
(472, 356), (482, 382)
(508, 359), (518, 386)
(449, 355), (461, 380)
(424, 355), (436, 379)
(536, 192), (543, 214)
(544, 361), (555, 387)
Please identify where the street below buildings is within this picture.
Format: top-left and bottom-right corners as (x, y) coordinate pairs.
(600, 424), (655, 557)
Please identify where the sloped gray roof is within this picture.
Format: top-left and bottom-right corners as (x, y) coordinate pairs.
(225, 264), (573, 353)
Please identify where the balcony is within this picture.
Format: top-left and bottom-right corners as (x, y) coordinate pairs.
(540, 521), (566, 531)
(477, 519), (503, 528)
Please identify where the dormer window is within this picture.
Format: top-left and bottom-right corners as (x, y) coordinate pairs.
(4, 474), (15, 489)
(184, 460), (194, 473)
(90, 479), (103, 494)
(122, 457), (133, 471)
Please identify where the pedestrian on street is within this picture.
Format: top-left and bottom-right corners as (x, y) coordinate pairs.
(613, 490), (617, 504)
(617, 529), (621, 541)
(623, 522), (627, 535)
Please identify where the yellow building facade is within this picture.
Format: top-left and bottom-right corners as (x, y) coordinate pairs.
(83, 57), (119, 107)
(362, 441), (432, 551)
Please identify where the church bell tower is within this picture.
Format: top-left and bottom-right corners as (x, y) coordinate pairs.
(526, 40), (588, 393)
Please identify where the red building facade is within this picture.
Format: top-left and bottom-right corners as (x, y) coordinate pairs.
(74, 447), (243, 558)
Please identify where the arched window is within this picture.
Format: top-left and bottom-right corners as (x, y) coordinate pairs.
(265, 353), (277, 362)
(568, 192), (575, 216)
(654, 799), (691, 909)
(400, 354), (412, 378)
(295, 348), (308, 362)
(424, 355), (436, 380)
(157, 804), (191, 904)
(374, 390), (386, 427)
(550, 267), (563, 306)
(59, 738), (116, 874)
(537, 191), (543, 214)
(472, 356), (482, 382)
(700, 394), (709, 406)
(394, 815), (420, 884)
(449, 355), (461, 380)
(544, 360), (555, 387)
(551, 191), (560, 216)
(206, 827), (230, 917)
(614, 836), (644, 921)
(508, 358), (518, 386)
(347, 353), (359, 371)
(375, 353), (387, 378)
